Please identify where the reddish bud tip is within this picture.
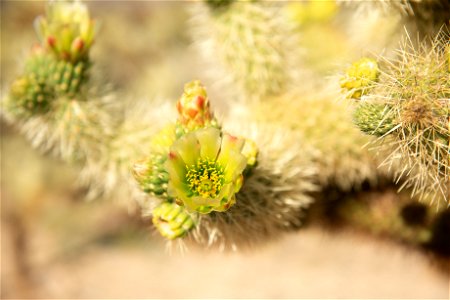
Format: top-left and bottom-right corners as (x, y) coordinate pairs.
(169, 151), (177, 160)
(31, 43), (44, 55)
(72, 37), (85, 52)
(186, 108), (198, 118)
(195, 95), (205, 108)
(47, 36), (56, 47)
(61, 51), (70, 60)
(228, 134), (238, 142)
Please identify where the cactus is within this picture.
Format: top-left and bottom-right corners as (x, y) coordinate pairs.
(2, 0), (103, 162)
(319, 188), (450, 253)
(4, 0), (449, 258)
(79, 100), (175, 202)
(191, 1), (296, 101)
(247, 90), (388, 191)
(349, 31), (449, 203)
(342, 0), (450, 36)
(353, 102), (397, 137)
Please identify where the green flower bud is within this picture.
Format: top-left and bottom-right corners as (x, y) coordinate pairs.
(132, 154), (170, 198)
(132, 124), (178, 199)
(152, 202), (196, 239)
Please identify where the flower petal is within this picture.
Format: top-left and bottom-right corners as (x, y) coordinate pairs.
(217, 133), (245, 170)
(171, 132), (200, 167)
(218, 150), (248, 182)
(191, 196), (221, 208)
(195, 127), (221, 160)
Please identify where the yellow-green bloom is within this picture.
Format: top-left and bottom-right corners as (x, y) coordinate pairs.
(152, 202), (195, 239)
(34, 0), (97, 62)
(340, 57), (379, 99)
(166, 127), (247, 214)
(176, 80), (218, 131)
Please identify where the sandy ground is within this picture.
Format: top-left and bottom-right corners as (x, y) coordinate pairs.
(2, 215), (449, 298)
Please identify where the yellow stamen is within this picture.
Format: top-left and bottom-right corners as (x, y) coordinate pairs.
(186, 158), (224, 198)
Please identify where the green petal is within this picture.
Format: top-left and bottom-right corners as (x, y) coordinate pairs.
(172, 132), (200, 167)
(184, 196), (221, 213)
(221, 133), (245, 153)
(167, 174), (190, 197)
(219, 149), (248, 182)
(165, 151), (187, 180)
(216, 182), (233, 199)
(217, 133), (245, 169)
(195, 127), (221, 160)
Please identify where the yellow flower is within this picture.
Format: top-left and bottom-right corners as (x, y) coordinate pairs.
(166, 127), (247, 213)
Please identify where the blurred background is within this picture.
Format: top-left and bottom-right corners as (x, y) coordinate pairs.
(1, 1), (449, 298)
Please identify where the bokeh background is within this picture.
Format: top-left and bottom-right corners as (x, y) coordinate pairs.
(1, 1), (449, 298)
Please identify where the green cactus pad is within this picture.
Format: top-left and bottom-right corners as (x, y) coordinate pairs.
(353, 102), (397, 137)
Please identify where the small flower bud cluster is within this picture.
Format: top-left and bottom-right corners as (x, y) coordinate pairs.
(340, 57), (380, 99)
(176, 80), (219, 132)
(34, 0), (96, 63)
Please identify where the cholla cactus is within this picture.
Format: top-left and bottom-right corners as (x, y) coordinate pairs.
(350, 31), (449, 203)
(191, 0), (296, 101)
(353, 102), (396, 137)
(2, 0), (106, 162)
(133, 80), (317, 248)
(79, 100), (175, 202)
(249, 90), (387, 191)
(7, 46), (55, 115)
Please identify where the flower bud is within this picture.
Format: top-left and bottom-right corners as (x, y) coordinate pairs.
(340, 57), (379, 99)
(34, 1), (96, 62)
(152, 202), (196, 239)
(176, 80), (217, 131)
